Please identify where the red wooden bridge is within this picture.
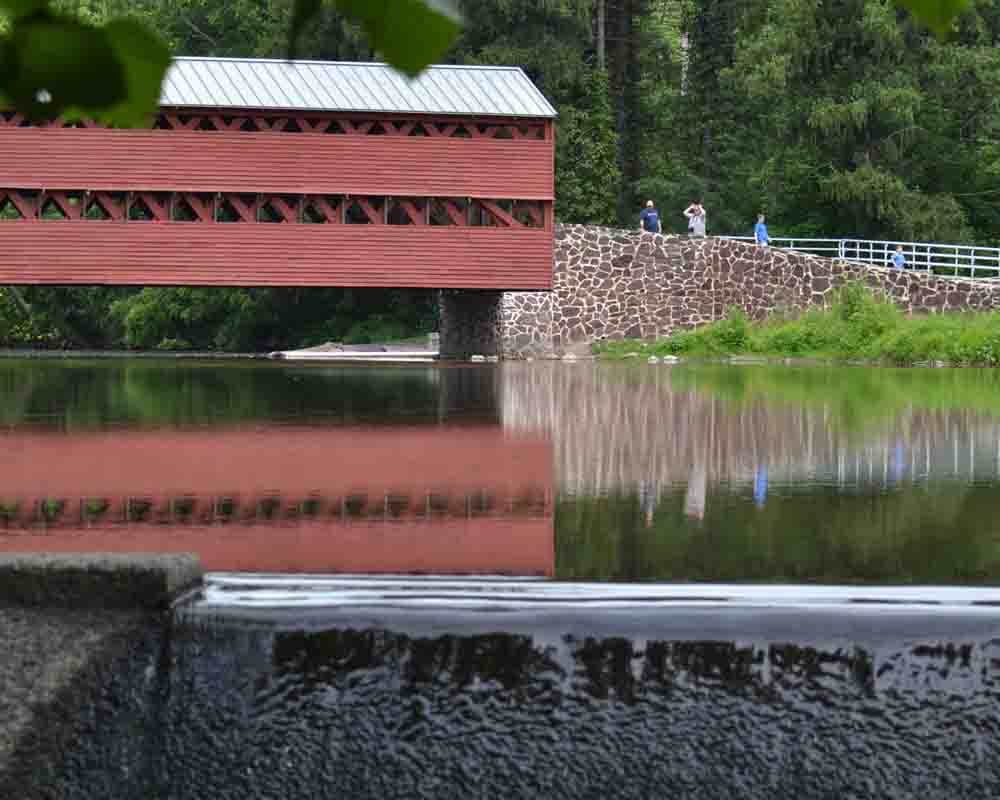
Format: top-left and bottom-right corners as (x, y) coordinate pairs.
(0, 58), (556, 290)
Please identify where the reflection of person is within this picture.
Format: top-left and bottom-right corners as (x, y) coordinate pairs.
(684, 463), (706, 521)
(891, 245), (906, 269)
(639, 200), (662, 234)
(639, 479), (658, 528)
(890, 440), (905, 482)
(753, 464), (768, 508)
(754, 214), (769, 246)
(684, 201), (706, 237)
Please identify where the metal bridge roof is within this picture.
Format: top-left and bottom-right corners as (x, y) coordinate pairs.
(162, 57), (557, 119)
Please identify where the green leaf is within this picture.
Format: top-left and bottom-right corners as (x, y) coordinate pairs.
(99, 18), (171, 127)
(895, 0), (969, 35)
(289, 0), (323, 61)
(0, 0), (48, 21)
(0, 13), (126, 120)
(332, 0), (461, 77)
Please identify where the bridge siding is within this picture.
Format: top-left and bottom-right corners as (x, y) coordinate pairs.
(0, 224), (553, 288)
(0, 128), (554, 199)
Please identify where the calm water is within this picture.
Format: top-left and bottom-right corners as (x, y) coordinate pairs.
(8, 358), (1000, 798)
(4, 358), (1000, 583)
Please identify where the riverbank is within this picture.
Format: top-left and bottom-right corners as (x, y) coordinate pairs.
(593, 284), (1000, 367)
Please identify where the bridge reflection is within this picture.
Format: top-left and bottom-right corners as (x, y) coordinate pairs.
(0, 426), (554, 575)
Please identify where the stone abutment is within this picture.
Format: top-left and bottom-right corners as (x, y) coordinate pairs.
(502, 224), (1000, 358)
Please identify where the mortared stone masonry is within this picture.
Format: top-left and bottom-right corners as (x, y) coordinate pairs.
(502, 224), (1000, 358)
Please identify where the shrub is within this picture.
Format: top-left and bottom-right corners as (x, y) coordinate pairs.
(596, 286), (1000, 367)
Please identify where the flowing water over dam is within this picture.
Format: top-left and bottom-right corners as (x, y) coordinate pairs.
(4, 358), (1000, 797)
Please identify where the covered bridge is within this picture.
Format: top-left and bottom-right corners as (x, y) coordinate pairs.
(0, 57), (557, 292)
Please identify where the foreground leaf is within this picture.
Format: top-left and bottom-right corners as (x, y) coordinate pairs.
(336, 0), (460, 76)
(0, 14), (126, 120)
(287, 0), (461, 77)
(99, 18), (172, 126)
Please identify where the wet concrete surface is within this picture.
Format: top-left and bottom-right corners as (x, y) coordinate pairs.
(0, 554), (199, 798)
(0, 607), (166, 799)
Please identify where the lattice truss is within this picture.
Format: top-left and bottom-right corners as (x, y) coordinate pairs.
(0, 110), (548, 140)
(0, 189), (547, 228)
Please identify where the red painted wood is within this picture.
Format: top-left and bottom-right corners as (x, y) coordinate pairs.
(307, 195), (341, 223)
(1, 190), (36, 219)
(0, 128), (554, 199)
(355, 197), (382, 224)
(0, 222), (554, 288)
(136, 192), (169, 221)
(398, 199), (425, 225)
(93, 192), (125, 220)
(442, 201), (468, 227)
(479, 199), (520, 228)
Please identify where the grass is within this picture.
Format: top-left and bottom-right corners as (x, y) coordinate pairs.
(594, 283), (1000, 367)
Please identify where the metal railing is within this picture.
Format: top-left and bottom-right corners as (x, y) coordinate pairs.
(723, 236), (1000, 280)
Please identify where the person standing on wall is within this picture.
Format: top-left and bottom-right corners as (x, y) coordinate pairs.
(754, 214), (769, 246)
(640, 200), (662, 234)
(891, 245), (907, 269)
(684, 200), (707, 237)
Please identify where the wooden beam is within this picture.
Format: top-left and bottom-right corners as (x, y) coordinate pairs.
(397, 199), (426, 225)
(267, 196), (299, 223)
(308, 195), (341, 223)
(93, 192), (125, 221)
(355, 197), (382, 224)
(164, 115), (200, 130)
(385, 121), (415, 136)
(517, 201), (544, 227)
(468, 125), (498, 139)
(340, 120), (374, 135)
(442, 200), (467, 227)
(2, 190), (37, 220)
(208, 116), (248, 132)
(478, 199), (521, 228)
(44, 191), (82, 220)
(182, 193), (214, 222)
(226, 194), (258, 222)
(298, 118), (327, 133)
(256, 117), (288, 132)
(135, 193), (169, 221)
(428, 123), (458, 138)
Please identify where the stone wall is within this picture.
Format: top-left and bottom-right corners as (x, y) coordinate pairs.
(503, 224), (1000, 357)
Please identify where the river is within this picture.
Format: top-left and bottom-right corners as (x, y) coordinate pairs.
(5, 358), (1000, 797)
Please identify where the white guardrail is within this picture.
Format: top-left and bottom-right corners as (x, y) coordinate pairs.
(723, 237), (1000, 280)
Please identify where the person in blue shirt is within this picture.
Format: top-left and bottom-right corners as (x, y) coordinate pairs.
(891, 245), (906, 269)
(754, 214), (769, 246)
(639, 200), (662, 234)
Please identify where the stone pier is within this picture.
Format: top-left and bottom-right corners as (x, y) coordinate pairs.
(438, 290), (504, 359)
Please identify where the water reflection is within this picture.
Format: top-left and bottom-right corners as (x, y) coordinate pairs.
(3, 358), (1000, 582)
(0, 425), (553, 574)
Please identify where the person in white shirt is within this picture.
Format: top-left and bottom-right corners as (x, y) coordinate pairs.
(684, 201), (707, 237)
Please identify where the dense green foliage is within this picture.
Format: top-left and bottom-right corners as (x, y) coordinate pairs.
(596, 285), (1000, 365)
(2, 0), (998, 350)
